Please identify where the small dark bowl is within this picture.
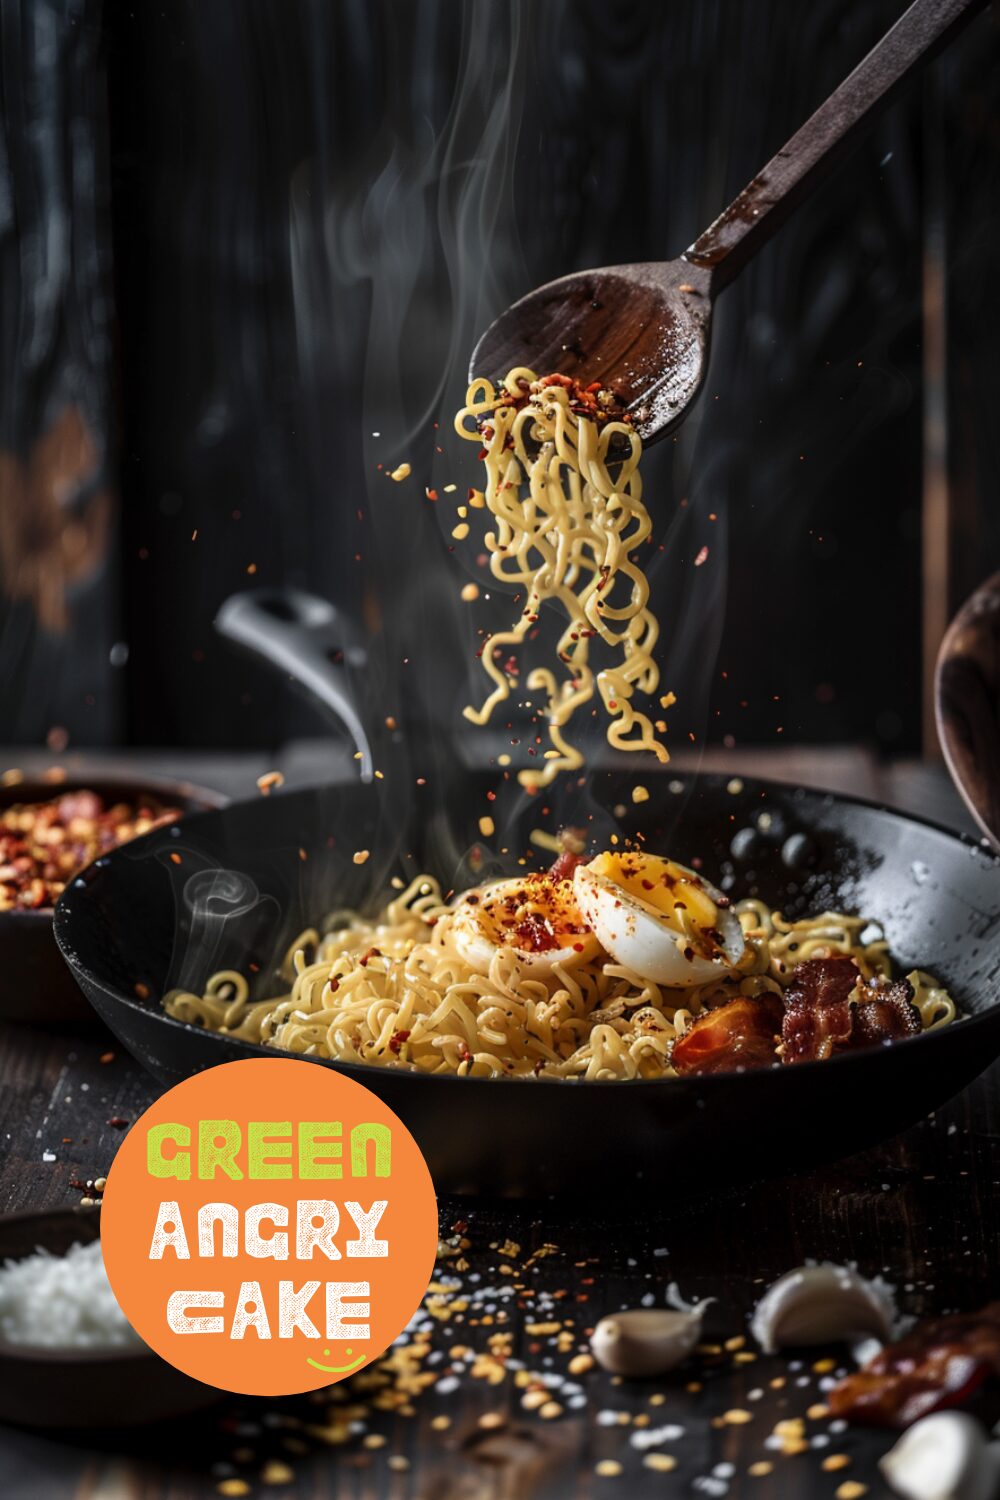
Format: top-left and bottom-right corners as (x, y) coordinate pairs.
(0, 1208), (220, 1428)
(0, 775), (227, 1025)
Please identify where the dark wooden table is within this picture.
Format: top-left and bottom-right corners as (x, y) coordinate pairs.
(2, 746), (997, 1500)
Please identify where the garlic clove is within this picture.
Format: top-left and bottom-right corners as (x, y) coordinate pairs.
(590, 1306), (706, 1377)
(751, 1264), (897, 1354)
(880, 1412), (1000, 1500)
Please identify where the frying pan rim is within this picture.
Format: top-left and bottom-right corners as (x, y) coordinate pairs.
(53, 771), (1000, 1091)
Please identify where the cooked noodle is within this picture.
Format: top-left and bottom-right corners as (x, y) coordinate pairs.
(455, 369), (670, 790)
(165, 876), (955, 1081)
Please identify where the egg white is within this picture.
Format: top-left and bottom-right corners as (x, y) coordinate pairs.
(450, 874), (601, 975)
(573, 856), (744, 988)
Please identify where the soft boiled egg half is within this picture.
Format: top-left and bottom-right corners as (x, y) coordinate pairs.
(451, 873), (602, 975)
(573, 852), (745, 988)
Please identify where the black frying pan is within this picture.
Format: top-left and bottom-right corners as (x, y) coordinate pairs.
(53, 757), (1000, 1198)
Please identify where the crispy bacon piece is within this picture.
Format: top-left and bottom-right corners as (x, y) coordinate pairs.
(782, 955), (859, 1063)
(853, 978), (922, 1047)
(781, 957), (921, 1065)
(672, 993), (784, 1076)
(828, 1303), (1000, 1428)
(548, 849), (585, 882)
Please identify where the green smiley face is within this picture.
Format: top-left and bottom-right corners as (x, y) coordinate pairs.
(306, 1345), (366, 1374)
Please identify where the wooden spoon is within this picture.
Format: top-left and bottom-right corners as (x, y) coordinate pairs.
(936, 571), (1000, 849)
(471, 0), (986, 445)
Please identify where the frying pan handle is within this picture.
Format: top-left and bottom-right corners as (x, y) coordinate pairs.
(214, 588), (374, 783)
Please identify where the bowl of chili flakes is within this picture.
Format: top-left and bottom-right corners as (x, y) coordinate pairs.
(0, 774), (226, 1024)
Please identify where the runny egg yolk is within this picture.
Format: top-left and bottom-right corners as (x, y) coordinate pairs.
(586, 851), (719, 942)
(572, 850), (744, 987)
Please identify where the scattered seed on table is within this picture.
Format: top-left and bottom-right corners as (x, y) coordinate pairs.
(643, 1454), (677, 1472)
(261, 1461), (294, 1484)
(595, 1460), (623, 1477)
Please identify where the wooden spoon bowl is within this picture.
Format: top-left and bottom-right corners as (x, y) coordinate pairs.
(471, 261), (713, 444)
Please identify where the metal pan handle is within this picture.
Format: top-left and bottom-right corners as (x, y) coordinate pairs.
(214, 588), (374, 783)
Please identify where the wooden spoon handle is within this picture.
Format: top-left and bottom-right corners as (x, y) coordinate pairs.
(685, 0), (988, 288)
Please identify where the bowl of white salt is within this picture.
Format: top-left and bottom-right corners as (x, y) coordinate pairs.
(0, 1207), (219, 1428)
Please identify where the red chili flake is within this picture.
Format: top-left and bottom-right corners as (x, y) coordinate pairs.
(106, 1117), (129, 1129)
(388, 1029), (412, 1055)
(134, 982), (150, 1000)
(99, 1051), (115, 1064)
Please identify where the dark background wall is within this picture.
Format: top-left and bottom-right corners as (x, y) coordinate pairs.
(1, 0), (998, 761)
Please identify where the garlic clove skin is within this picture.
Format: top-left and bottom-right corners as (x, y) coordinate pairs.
(879, 1413), (1000, 1500)
(590, 1307), (705, 1377)
(751, 1264), (897, 1354)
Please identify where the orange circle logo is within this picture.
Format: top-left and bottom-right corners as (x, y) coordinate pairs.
(101, 1058), (437, 1396)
